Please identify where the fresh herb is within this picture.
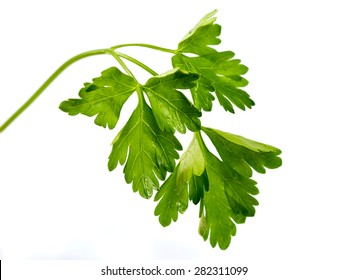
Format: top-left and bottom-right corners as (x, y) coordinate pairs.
(0, 10), (282, 249)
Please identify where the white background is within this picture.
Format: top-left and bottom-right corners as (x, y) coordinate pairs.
(0, 0), (346, 279)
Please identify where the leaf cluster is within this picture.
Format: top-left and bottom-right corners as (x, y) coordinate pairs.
(59, 10), (282, 249)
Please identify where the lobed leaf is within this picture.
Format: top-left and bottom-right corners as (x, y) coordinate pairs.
(197, 144), (260, 249)
(153, 126), (282, 249)
(154, 134), (207, 226)
(154, 167), (189, 227)
(178, 9), (221, 55)
(56, 10), (282, 250)
(201, 151), (239, 249)
(142, 68), (201, 133)
(176, 134), (205, 186)
(203, 127), (282, 177)
(172, 52), (254, 113)
(173, 10), (254, 113)
(59, 67), (137, 129)
(108, 101), (182, 198)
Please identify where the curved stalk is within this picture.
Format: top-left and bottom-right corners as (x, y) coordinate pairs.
(116, 52), (158, 76)
(107, 51), (137, 81)
(111, 43), (177, 54)
(0, 45), (166, 133)
(0, 48), (125, 133)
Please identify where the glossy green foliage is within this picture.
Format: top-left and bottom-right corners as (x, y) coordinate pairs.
(60, 67), (137, 129)
(108, 101), (182, 198)
(155, 129), (281, 249)
(142, 69), (201, 133)
(59, 10), (282, 249)
(173, 10), (254, 113)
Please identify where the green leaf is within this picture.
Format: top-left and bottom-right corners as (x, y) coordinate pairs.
(173, 10), (254, 113)
(203, 127), (282, 177)
(172, 52), (254, 113)
(154, 134), (207, 226)
(201, 151), (239, 250)
(195, 131), (281, 249)
(154, 166), (189, 227)
(142, 68), (201, 133)
(199, 147), (260, 249)
(153, 125), (282, 249)
(177, 134), (208, 205)
(176, 134), (205, 186)
(178, 9), (221, 55)
(198, 212), (209, 241)
(108, 100), (182, 198)
(188, 170), (208, 205)
(0, 9), (283, 251)
(59, 67), (137, 129)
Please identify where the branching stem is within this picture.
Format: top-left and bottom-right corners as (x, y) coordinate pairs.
(0, 47), (159, 133)
(116, 52), (158, 76)
(0, 49), (117, 133)
(108, 51), (137, 82)
(111, 43), (177, 54)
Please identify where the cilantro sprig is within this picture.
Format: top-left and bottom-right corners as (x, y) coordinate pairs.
(0, 10), (282, 249)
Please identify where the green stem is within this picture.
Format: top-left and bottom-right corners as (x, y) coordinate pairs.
(111, 43), (177, 54)
(116, 52), (158, 76)
(136, 86), (145, 105)
(0, 48), (115, 133)
(195, 131), (209, 155)
(107, 51), (137, 81)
